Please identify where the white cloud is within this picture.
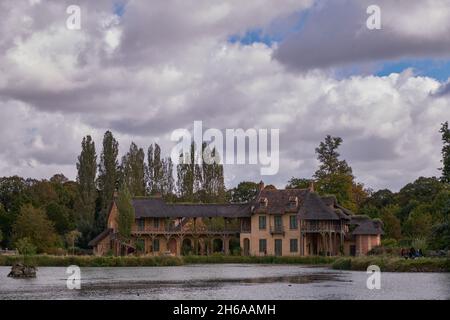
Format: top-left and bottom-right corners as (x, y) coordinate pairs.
(0, 0), (448, 192)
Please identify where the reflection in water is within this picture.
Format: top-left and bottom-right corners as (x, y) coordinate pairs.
(0, 264), (449, 300)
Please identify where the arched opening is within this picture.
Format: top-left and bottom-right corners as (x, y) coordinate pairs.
(168, 238), (177, 255)
(243, 238), (250, 256)
(212, 238), (223, 253)
(228, 237), (240, 255)
(182, 238), (193, 255)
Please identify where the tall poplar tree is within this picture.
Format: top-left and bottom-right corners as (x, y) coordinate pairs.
(440, 121), (450, 184)
(98, 131), (119, 207)
(116, 185), (135, 239)
(121, 142), (146, 197)
(75, 135), (97, 235)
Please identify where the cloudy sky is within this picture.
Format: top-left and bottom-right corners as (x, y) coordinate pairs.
(0, 0), (449, 191)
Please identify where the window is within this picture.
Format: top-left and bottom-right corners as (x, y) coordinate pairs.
(274, 215), (282, 228)
(290, 239), (298, 253)
(153, 218), (160, 229)
(153, 239), (160, 252)
(137, 219), (145, 231)
(259, 239), (267, 253)
(289, 215), (298, 229)
(259, 215), (266, 230)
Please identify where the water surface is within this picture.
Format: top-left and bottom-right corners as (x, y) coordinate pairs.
(0, 264), (448, 300)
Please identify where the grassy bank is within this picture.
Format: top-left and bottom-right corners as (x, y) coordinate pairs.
(0, 254), (336, 267)
(332, 256), (450, 272)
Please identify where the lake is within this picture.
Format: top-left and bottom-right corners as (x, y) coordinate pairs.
(0, 264), (449, 300)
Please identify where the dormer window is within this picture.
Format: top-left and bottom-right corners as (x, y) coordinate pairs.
(259, 197), (268, 207)
(289, 196), (298, 207)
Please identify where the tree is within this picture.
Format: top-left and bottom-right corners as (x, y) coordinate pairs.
(0, 228), (3, 245)
(227, 181), (259, 203)
(116, 186), (135, 238)
(200, 145), (225, 203)
(314, 135), (352, 178)
(440, 121), (450, 183)
(313, 135), (355, 210)
(12, 204), (58, 253)
(121, 142), (146, 197)
(428, 221), (450, 250)
(45, 202), (73, 234)
(15, 237), (37, 256)
(98, 131), (119, 209)
(397, 177), (443, 207)
(286, 178), (312, 189)
(161, 157), (175, 197)
(75, 135), (97, 233)
(65, 230), (82, 255)
(380, 205), (402, 240)
(403, 204), (433, 238)
(176, 143), (196, 202)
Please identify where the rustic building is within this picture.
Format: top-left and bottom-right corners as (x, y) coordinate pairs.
(89, 182), (383, 257)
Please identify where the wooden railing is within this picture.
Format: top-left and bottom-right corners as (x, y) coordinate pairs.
(270, 226), (285, 234)
(300, 223), (342, 233)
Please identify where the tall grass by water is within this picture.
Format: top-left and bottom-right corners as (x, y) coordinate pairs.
(332, 256), (450, 272)
(0, 254), (336, 267)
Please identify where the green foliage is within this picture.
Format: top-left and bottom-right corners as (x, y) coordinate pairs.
(440, 121), (450, 183)
(286, 178), (312, 189)
(428, 221), (450, 250)
(98, 130), (119, 213)
(121, 142), (146, 197)
(227, 181), (259, 203)
(403, 204), (433, 238)
(314, 135), (356, 210)
(116, 186), (135, 238)
(15, 237), (37, 256)
(381, 238), (398, 248)
(380, 205), (402, 240)
(0, 228), (3, 244)
(332, 256), (450, 272)
(65, 230), (82, 255)
(45, 202), (73, 234)
(13, 204), (59, 253)
(411, 238), (428, 252)
(75, 135), (97, 237)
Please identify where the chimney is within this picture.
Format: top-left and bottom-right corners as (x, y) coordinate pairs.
(258, 181), (265, 191)
(309, 181), (315, 192)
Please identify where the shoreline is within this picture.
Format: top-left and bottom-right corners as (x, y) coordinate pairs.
(0, 255), (448, 272)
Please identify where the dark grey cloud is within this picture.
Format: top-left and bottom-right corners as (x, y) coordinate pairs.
(274, 0), (450, 71)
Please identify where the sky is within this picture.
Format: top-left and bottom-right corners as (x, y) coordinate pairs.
(0, 0), (449, 192)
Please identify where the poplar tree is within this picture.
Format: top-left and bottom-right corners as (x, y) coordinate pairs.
(98, 131), (119, 208)
(440, 121), (450, 184)
(176, 143), (196, 202)
(75, 135), (97, 232)
(121, 142), (146, 197)
(116, 185), (135, 239)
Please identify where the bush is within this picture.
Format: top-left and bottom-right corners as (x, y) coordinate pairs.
(332, 256), (450, 272)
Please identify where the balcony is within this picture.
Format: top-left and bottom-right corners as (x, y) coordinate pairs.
(270, 226), (285, 235)
(300, 222), (343, 233)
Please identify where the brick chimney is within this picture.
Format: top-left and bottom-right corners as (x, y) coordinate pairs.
(258, 181), (265, 191)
